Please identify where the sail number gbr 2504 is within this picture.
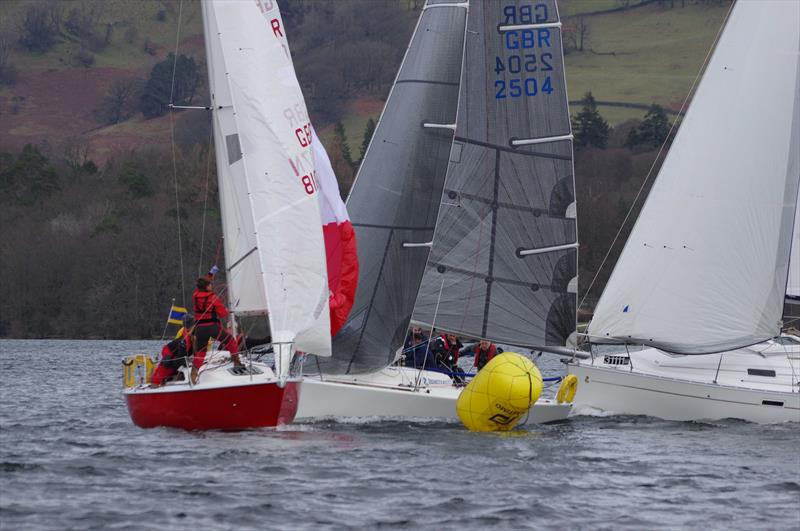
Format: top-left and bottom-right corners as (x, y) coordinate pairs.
(496, 2), (555, 99)
(494, 52), (553, 99)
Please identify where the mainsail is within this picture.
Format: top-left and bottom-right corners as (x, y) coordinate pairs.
(413, 0), (578, 348)
(587, 0), (800, 353)
(201, 0), (331, 357)
(321, 0), (469, 374)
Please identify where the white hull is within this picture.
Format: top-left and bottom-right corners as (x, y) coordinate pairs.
(296, 366), (571, 424)
(568, 338), (800, 423)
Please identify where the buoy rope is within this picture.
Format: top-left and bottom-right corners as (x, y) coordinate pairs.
(577, 1), (736, 316)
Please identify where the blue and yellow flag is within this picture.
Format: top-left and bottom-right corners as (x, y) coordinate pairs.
(167, 305), (188, 325)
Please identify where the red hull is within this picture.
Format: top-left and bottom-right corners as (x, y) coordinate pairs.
(125, 381), (300, 430)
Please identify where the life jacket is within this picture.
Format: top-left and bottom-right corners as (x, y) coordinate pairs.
(474, 343), (497, 369)
(193, 290), (219, 324)
(160, 334), (192, 370)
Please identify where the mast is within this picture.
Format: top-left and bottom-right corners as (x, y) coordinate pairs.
(201, 0), (332, 361)
(319, 0), (469, 374)
(587, 0), (800, 354)
(412, 0), (578, 348)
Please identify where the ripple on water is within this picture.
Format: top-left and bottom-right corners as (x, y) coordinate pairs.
(1, 339), (799, 531)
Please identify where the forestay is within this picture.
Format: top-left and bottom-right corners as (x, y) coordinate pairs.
(321, 0), (468, 374)
(412, 0), (578, 348)
(202, 0), (331, 356)
(588, 0), (800, 353)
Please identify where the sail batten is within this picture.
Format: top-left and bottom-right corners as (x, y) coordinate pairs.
(587, 0), (800, 354)
(412, 0), (578, 348)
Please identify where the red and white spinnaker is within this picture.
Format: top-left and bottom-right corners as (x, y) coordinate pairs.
(312, 127), (359, 336)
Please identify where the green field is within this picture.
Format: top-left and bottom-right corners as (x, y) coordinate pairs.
(563, 2), (729, 121)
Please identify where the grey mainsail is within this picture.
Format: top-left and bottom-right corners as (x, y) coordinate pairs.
(316, 1), (468, 374)
(412, 0), (578, 348)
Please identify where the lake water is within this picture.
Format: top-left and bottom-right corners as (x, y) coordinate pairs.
(1, 340), (798, 530)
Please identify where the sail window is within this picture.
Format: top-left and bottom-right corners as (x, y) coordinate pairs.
(225, 134), (242, 165)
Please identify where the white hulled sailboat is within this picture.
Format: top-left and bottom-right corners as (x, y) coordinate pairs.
(568, 0), (800, 423)
(297, 0), (577, 423)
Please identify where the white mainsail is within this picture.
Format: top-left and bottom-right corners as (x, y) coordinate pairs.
(201, 0), (331, 357)
(588, 0), (800, 353)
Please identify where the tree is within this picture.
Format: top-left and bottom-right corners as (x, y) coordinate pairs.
(0, 36), (16, 85)
(18, 4), (61, 53)
(359, 118), (376, 162)
(97, 78), (142, 124)
(571, 92), (610, 149)
(625, 104), (672, 150)
(0, 144), (61, 204)
(334, 121), (353, 168)
(139, 54), (202, 119)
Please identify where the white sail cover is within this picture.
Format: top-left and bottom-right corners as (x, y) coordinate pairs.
(202, 0), (331, 356)
(588, 0), (800, 353)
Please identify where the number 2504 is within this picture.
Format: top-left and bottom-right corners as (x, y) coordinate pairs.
(495, 77), (553, 99)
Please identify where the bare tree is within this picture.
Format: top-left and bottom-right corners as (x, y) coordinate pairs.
(576, 16), (590, 52)
(97, 77), (142, 124)
(0, 36), (17, 85)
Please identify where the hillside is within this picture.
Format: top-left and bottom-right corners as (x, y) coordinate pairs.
(0, 0), (733, 338)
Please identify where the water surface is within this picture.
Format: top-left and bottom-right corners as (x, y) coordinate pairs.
(1, 340), (798, 530)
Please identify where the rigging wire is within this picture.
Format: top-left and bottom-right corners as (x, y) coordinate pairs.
(168, 0), (187, 308)
(576, 1), (736, 315)
(197, 126), (216, 276)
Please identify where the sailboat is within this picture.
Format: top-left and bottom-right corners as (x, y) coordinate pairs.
(124, 0), (333, 430)
(567, 0), (800, 424)
(296, 0), (577, 423)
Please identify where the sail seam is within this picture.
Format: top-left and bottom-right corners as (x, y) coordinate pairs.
(396, 79), (459, 87)
(482, 149), (501, 337)
(454, 136), (571, 161)
(429, 262), (567, 291)
(452, 190), (572, 219)
(352, 223), (435, 231)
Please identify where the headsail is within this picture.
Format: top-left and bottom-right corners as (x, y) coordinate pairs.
(202, 0), (331, 357)
(587, 0), (800, 353)
(312, 126), (359, 336)
(412, 0), (578, 348)
(787, 199), (799, 304)
(320, 0), (469, 374)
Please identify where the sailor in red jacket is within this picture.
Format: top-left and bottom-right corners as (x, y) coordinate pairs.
(464, 339), (498, 371)
(192, 271), (241, 381)
(150, 328), (193, 386)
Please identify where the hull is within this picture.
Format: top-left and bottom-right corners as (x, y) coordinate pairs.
(568, 340), (800, 423)
(296, 367), (571, 424)
(125, 380), (300, 430)
(124, 353), (300, 430)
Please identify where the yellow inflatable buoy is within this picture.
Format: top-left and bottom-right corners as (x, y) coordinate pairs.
(556, 374), (578, 404)
(122, 354), (155, 388)
(456, 352), (542, 432)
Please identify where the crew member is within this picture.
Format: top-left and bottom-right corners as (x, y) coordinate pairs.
(151, 328), (193, 386)
(430, 332), (466, 384)
(463, 339), (498, 371)
(192, 271), (241, 381)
